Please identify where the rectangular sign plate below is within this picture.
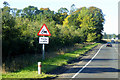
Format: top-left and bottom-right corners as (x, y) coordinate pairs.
(39, 37), (49, 44)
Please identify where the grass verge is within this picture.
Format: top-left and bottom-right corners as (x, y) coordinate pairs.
(2, 43), (99, 78)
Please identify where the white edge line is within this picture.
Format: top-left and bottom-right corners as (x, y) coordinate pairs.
(72, 44), (104, 78)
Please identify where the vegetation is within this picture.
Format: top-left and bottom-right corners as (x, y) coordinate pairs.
(2, 1), (105, 77)
(103, 32), (118, 39)
(3, 43), (99, 78)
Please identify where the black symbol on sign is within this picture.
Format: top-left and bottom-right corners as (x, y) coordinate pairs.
(41, 29), (47, 34)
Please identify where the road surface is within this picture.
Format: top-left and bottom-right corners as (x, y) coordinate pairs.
(58, 43), (119, 79)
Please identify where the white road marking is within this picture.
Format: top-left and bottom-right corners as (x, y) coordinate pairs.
(72, 44), (104, 78)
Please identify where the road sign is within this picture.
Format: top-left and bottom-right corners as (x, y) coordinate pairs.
(37, 24), (51, 36)
(39, 37), (49, 44)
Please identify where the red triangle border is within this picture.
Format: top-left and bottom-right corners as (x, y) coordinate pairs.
(37, 24), (51, 36)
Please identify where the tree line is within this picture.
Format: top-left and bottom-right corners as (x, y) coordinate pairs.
(2, 2), (105, 60)
(103, 32), (119, 39)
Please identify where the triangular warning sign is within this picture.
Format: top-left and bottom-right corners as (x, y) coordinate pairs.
(37, 24), (51, 36)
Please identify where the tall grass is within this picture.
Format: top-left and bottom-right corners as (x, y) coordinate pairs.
(2, 43), (99, 78)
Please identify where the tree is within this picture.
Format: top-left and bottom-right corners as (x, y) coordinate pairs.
(103, 32), (107, 39)
(2, 6), (15, 28)
(112, 34), (116, 39)
(77, 6), (105, 41)
(58, 7), (69, 14)
(3, 1), (10, 7)
(67, 10), (81, 27)
(16, 9), (22, 17)
(63, 7), (82, 27)
(40, 8), (50, 11)
(87, 33), (97, 42)
(11, 8), (17, 17)
(70, 4), (77, 14)
(77, 7), (89, 28)
(63, 15), (71, 26)
(22, 6), (39, 20)
(107, 34), (112, 39)
(63, 6), (105, 42)
(88, 6), (105, 34)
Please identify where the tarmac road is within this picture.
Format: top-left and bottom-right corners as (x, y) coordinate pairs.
(58, 43), (119, 79)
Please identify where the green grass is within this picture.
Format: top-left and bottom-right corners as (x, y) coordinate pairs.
(2, 43), (99, 78)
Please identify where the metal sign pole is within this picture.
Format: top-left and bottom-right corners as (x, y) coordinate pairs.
(42, 43), (45, 60)
(42, 36), (45, 60)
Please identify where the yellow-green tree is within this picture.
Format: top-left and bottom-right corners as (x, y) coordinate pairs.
(87, 33), (97, 42)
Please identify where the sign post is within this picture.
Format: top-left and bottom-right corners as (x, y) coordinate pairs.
(37, 24), (51, 60)
(42, 43), (45, 60)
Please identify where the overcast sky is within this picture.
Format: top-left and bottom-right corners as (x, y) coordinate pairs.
(0, 0), (119, 34)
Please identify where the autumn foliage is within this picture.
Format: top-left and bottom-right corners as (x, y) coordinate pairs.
(2, 3), (105, 61)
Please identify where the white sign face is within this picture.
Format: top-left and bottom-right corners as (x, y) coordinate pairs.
(39, 37), (49, 44)
(39, 25), (49, 35)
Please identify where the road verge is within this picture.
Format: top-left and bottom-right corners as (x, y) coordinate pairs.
(2, 43), (100, 79)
